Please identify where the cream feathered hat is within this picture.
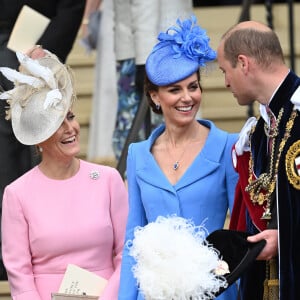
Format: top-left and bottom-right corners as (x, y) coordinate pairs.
(0, 50), (76, 145)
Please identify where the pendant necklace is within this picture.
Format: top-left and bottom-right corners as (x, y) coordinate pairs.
(167, 142), (190, 171)
(173, 161), (180, 171)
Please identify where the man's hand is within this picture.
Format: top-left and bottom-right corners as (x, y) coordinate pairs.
(247, 229), (278, 260)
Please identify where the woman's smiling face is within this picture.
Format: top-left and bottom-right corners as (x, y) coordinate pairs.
(38, 111), (80, 160)
(150, 73), (202, 126)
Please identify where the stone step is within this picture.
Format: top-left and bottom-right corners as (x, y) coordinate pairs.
(0, 281), (10, 300)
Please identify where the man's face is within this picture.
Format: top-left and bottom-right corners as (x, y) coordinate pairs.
(217, 42), (254, 106)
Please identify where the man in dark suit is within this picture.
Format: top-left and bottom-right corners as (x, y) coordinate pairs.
(217, 20), (300, 299)
(0, 0), (85, 280)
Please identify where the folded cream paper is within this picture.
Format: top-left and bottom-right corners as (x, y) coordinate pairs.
(7, 5), (50, 53)
(51, 293), (98, 300)
(57, 264), (107, 297)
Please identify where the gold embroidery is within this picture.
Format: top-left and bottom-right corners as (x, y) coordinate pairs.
(286, 140), (300, 190)
(246, 109), (297, 219)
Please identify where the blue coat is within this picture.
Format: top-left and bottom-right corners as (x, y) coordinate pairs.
(118, 120), (239, 300)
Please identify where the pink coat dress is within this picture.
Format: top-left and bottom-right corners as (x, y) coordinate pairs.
(2, 160), (128, 300)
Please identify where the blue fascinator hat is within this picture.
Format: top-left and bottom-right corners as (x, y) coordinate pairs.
(145, 15), (216, 86)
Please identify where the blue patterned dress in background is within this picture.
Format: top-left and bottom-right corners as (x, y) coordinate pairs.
(113, 59), (162, 161)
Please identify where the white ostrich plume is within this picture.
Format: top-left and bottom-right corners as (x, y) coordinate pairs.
(129, 216), (228, 300)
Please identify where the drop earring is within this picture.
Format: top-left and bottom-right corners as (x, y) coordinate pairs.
(156, 103), (161, 110)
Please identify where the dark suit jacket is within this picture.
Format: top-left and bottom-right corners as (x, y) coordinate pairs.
(251, 71), (300, 300)
(0, 0), (85, 62)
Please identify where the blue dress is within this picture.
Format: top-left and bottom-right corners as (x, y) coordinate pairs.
(118, 120), (239, 300)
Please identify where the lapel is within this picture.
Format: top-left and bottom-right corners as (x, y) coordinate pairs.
(252, 71), (300, 176)
(134, 120), (228, 192)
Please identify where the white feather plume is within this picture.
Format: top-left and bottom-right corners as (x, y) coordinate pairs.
(16, 52), (57, 89)
(0, 67), (44, 89)
(291, 85), (300, 111)
(129, 216), (228, 300)
(43, 89), (62, 109)
(0, 91), (10, 100)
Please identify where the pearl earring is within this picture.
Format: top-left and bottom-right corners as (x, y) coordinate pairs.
(39, 146), (43, 153)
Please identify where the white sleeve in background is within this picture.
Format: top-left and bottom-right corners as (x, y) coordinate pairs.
(132, 0), (193, 65)
(114, 0), (135, 61)
(131, 0), (160, 65)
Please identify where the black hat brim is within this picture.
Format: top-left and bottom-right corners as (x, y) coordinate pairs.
(206, 229), (266, 297)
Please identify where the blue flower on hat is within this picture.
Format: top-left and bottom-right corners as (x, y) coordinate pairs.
(146, 16), (216, 86)
(155, 15), (216, 66)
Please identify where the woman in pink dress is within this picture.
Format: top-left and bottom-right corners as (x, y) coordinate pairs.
(0, 49), (128, 300)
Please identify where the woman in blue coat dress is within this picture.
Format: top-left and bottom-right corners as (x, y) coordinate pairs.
(118, 15), (239, 300)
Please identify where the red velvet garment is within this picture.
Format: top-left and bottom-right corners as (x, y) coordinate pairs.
(229, 149), (268, 232)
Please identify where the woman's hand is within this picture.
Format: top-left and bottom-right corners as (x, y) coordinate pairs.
(26, 45), (46, 59)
